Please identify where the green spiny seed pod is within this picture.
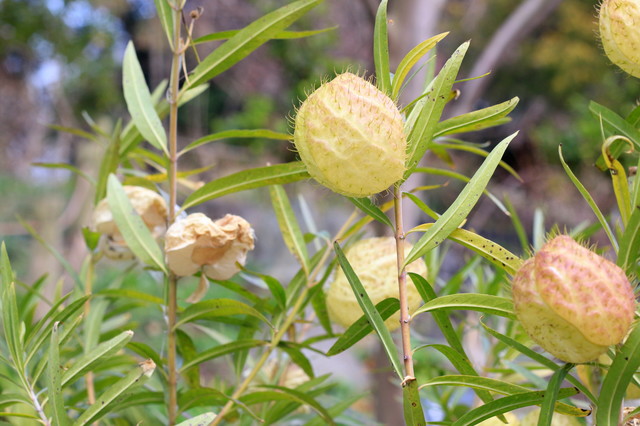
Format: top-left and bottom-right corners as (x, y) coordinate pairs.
(513, 235), (635, 363)
(293, 72), (406, 197)
(326, 237), (426, 331)
(599, 0), (640, 78)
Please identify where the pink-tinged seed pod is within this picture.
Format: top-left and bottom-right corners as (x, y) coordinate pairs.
(599, 0), (640, 78)
(326, 237), (426, 331)
(513, 235), (636, 363)
(165, 213), (255, 280)
(293, 73), (406, 197)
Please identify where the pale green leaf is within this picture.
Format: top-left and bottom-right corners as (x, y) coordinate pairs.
(179, 129), (291, 156)
(413, 293), (515, 319)
(193, 27), (337, 44)
(405, 42), (469, 176)
(123, 42), (167, 154)
(434, 97), (518, 137)
(72, 360), (156, 426)
(182, 162), (310, 210)
(391, 32), (448, 100)
(153, 0), (174, 48)
(176, 413), (218, 426)
(181, 0), (322, 92)
(404, 132), (517, 266)
(106, 175), (167, 272)
(373, 0), (391, 94)
(333, 242), (403, 379)
(62, 330), (134, 387)
(175, 298), (272, 329)
(269, 185), (310, 274)
(48, 322), (70, 426)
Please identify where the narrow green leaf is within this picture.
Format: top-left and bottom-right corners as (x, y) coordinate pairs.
(61, 330), (134, 387)
(403, 379), (426, 426)
(433, 97), (518, 137)
(618, 205), (640, 273)
(333, 242), (403, 379)
(179, 340), (266, 373)
(558, 145), (618, 251)
(126, 342), (164, 371)
(178, 388), (228, 412)
(182, 0), (322, 92)
(0, 242), (13, 289)
(179, 129), (291, 156)
(590, 101), (640, 170)
(409, 225), (523, 275)
(106, 175), (167, 272)
(94, 122), (121, 204)
(251, 385), (335, 425)
(278, 342), (315, 378)
(193, 27), (336, 44)
(72, 359), (156, 426)
(391, 32), (448, 100)
(48, 322), (70, 426)
(123, 42), (167, 154)
(409, 274), (463, 353)
(176, 413), (218, 426)
(602, 136), (633, 225)
(182, 162), (310, 210)
(49, 124), (97, 141)
(431, 142), (521, 180)
(348, 197), (393, 228)
(413, 293), (515, 319)
(326, 298), (399, 356)
(405, 42), (469, 176)
(310, 284), (332, 334)
(175, 298), (272, 329)
(373, 0), (391, 94)
(269, 185), (310, 274)
(538, 363), (575, 426)
(31, 163), (96, 185)
(96, 288), (163, 305)
(452, 388), (579, 426)
(153, 0), (174, 48)
(119, 83), (209, 155)
(2, 250), (23, 373)
(404, 192), (440, 221)
(404, 132), (517, 266)
(596, 323), (640, 426)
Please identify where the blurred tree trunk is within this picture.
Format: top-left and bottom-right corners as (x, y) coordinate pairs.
(450, 0), (564, 116)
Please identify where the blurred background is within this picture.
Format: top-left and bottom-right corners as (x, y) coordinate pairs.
(0, 0), (637, 423)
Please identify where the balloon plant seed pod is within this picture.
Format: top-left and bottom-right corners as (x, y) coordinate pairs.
(93, 186), (168, 260)
(164, 213), (255, 281)
(326, 237), (426, 331)
(512, 235), (636, 363)
(599, 0), (640, 78)
(293, 72), (407, 197)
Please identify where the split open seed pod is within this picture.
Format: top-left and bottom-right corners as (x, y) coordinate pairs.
(164, 213), (255, 281)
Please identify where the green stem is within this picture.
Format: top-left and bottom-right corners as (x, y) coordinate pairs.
(167, 1), (183, 424)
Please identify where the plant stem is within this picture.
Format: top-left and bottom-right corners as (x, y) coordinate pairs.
(167, 1), (183, 424)
(393, 184), (415, 380)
